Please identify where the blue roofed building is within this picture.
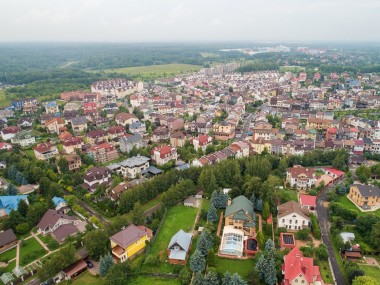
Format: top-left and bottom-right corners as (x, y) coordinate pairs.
(0, 195), (29, 217)
(44, 101), (60, 115)
(167, 229), (193, 265)
(52, 196), (69, 214)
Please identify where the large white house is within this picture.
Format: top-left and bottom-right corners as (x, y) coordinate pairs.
(277, 201), (311, 231)
(286, 165), (316, 190)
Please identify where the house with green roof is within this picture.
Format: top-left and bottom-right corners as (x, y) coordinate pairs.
(225, 195), (256, 237)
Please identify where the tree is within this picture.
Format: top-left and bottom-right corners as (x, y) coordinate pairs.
(57, 157), (69, 173)
(197, 230), (213, 256)
(193, 273), (204, 285)
(15, 222), (30, 234)
(352, 276), (378, 285)
(255, 198), (263, 212)
(219, 190), (228, 209)
(131, 202), (145, 225)
(372, 221), (380, 250)
(6, 183), (18, 195)
(99, 253), (114, 277)
(178, 267), (191, 285)
(84, 230), (110, 260)
(17, 199), (29, 217)
(198, 168), (218, 195)
(207, 203), (218, 223)
(243, 176), (262, 198)
(211, 191), (219, 207)
(106, 261), (131, 285)
(355, 165), (371, 183)
(315, 244), (329, 261)
(295, 229), (310, 241)
(257, 231), (265, 250)
(262, 201), (270, 220)
(190, 249), (206, 273)
(256, 239), (277, 285)
(222, 271), (232, 285)
(230, 273), (248, 285)
(203, 271), (219, 285)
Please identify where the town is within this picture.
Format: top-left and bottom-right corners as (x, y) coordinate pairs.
(1, 52), (380, 285)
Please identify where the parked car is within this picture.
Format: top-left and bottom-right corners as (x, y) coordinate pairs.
(86, 260), (94, 268)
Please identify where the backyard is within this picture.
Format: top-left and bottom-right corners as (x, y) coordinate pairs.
(19, 237), (47, 266)
(338, 195), (380, 218)
(358, 264), (380, 280)
(0, 247), (17, 263)
(214, 257), (255, 278)
(143, 204), (198, 273)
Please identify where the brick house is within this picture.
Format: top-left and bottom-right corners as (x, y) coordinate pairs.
(151, 145), (178, 165)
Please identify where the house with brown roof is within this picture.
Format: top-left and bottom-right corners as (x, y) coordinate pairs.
(46, 117), (66, 134)
(277, 201), (311, 231)
(213, 121), (236, 141)
(286, 165), (317, 190)
(34, 143), (59, 161)
(0, 229), (18, 253)
(88, 142), (119, 163)
(115, 112), (139, 126)
(83, 166), (112, 192)
(87, 129), (108, 145)
(110, 224), (152, 262)
(60, 154), (82, 172)
(62, 137), (83, 154)
(1, 126), (21, 141)
(170, 131), (189, 148)
(37, 209), (86, 243)
(152, 126), (170, 143)
(348, 184), (380, 209)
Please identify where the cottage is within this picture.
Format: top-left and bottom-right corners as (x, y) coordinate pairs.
(0, 229), (18, 253)
(151, 145), (178, 165)
(83, 166), (111, 192)
(348, 184), (380, 209)
(286, 165), (316, 190)
(34, 143), (59, 160)
(167, 230), (193, 265)
(277, 201), (311, 231)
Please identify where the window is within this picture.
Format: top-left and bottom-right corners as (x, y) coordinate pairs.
(295, 220), (298, 224)
(282, 219), (285, 223)
(289, 220), (292, 224)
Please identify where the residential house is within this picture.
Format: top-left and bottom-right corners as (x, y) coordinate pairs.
(88, 142), (119, 163)
(119, 134), (145, 153)
(129, 121), (146, 135)
(107, 125), (125, 141)
(71, 116), (88, 133)
(282, 247), (324, 285)
(61, 154), (82, 172)
(17, 117), (33, 129)
(286, 165), (317, 190)
(62, 137), (83, 154)
(0, 142), (13, 151)
(167, 117), (184, 132)
(110, 224), (152, 262)
(119, 156), (150, 179)
(46, 117), (65, 134)
(348, 184), (380, 209)
(11, 130), (35, 147)
(192, 135), (212, 151)
(277, 201), (311, 231)
(87, 129), (108, 145)
(0, 229), (17, 254)
(152, 126), (170, 143)
(109, 179), (146, 201)
(170, 131), (188, 148)
(299, 194), (317, 212)
(34, 143), (59, 160)
(224, 195), (256, 237)
(83, 166), (112, 192)
(151, 145), (178, 165)
(213, 121), (236, 141)
(230, 141), (250, 158)
(37, 209), (86, 243)
(115, 113), (139, 126)
(306, 117), (339, 131)
(167, 229), (193, 265)
(52, 196), (70, 214)
(1, 126), (21, 141)
(44, 101), (60, 114)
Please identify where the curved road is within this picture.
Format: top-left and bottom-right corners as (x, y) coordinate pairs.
(316, 178), (346, 285)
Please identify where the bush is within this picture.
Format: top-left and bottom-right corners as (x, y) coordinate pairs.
(315, 244), (329, 261)
(144, 254), (159, 266)
(47, 239), (60, 250)
(295, 229), (310, 241)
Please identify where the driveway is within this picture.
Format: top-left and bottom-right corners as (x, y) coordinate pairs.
(316, 178), (347, 285)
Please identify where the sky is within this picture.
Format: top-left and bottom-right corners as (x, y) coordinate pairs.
(1, 0), (380, 42)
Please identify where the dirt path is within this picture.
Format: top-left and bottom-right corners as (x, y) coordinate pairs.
(30, 232), (50, 253)
(16, 242), (20, 267)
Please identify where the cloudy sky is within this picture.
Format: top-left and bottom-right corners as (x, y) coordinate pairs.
(1, 0), (379, 42)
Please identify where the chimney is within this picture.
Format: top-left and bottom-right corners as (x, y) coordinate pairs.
(227, 198), (232, 206)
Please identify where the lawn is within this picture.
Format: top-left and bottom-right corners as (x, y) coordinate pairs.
(103, 64), (201, 79)
(0, 260), (15, 275)
(143, 205), (198, 273)
(214, 257), (255, 278)
(279, 188), (298, 203)
(317, 260), (334, 284)
(130, 276), (180, 285)
(339, 196), (380, 218)
(358, 265), (380, 280)
(67, 271), (105, 285)
(19, 237), (47, 266)
(0, 247), (17, 262)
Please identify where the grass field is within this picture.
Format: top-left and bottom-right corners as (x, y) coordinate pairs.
(143, 205), (198, 273)
(214, 257), (255, 278)
(0, 89), (11, 108)
(130, 276), (180, 285)
(103, 64), (201, 79)
(19, 237), (47, 266)
(279, 188), (299, 203)
(279, 66), (305, 72)
(339, 195), (380, 218)
(68, 271), (105, 285)
(0, 260), (15, 275)
(0, 247), (17, 262)
(317, 260), (334, 284)
(358, 265), (380, 280)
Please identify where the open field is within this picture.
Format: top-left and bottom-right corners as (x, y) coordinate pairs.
(279, 66), (305, 72)
(0, 247), (17, 262)
(0, 89), (11, 108)
(143, 205), (198, 273)
(130, 276), (181, 285)
(214, 257), (255, 278)
(339, 196), (380, 218)
(358, 264), (380, 280)
(19, 237), (47, 266)
(103, 63), (202, 78)
(66, 271), (105, 285)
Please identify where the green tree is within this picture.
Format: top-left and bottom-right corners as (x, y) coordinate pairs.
(105, 261), (131, 285)
(203, 271), (219, 285)
(6, 183), (18, 195)
(99, 253), (114, 277)
(257, 231), (265, 250)
(131, 202), (145, 225)
(207, 203), (218, 223)
(355, 165), (371, 183)
(17, 199), (29, 217)
(190, 249), (206, 273)
(197, 229), (213, 256)
(372, 221), (380, 249)
(256, 239), (277, 285)
(230, 273), (248, 285)
(57, 157), (69, 173)
(315, 244), (329, 261)
(84, 229), (110, 261)
(262, 201), (270, 220)
(178, 267), (191, 285)
(352, 276), (378, 285)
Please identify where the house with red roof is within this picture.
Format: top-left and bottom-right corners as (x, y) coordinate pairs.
(322, 167), (345, 181)
(62, 137), (83, 154)
(1, 126), (21, 141)
(151, 145), (178, 165)
(83, 102), (98, 115)
(299, 194), (317, 212)
(192, 135), (212, 152)
(325, 127), (337, 140)
(115, 112), (139, 126)
(0, 142), (12, 151)
(282, 247), (324, 285)
(34, 143), (59, 161)
(353, 139), (364, 154)
(88, 142), (119, 163)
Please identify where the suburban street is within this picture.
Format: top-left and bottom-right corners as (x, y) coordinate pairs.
(239, 113), (253, 140)
(316, 178), (347, 285)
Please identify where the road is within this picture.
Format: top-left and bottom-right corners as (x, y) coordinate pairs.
(316, 178), (347, 285)
(240, 113), (254, 140)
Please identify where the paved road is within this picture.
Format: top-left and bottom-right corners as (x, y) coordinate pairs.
(316, 178), (347, 285)
(240, 113), (254, 140)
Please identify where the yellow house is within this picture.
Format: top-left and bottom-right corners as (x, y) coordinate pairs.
(251, 138), (271, 154)
(110, 224), (152, 262)
(348, 184), (380, 209)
